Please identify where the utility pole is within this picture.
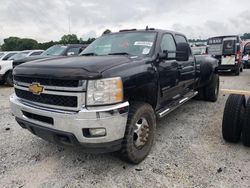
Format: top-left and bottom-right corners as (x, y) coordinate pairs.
(68, 15), (71, 34)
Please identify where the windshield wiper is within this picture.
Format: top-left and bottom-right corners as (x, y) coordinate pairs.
(81, 53), (98, 56)
(108, 52), (131, 56)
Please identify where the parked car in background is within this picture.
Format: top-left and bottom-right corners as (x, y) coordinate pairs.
(242, 42), (250, 68)
(0, 50), (44, 86)
(0, 51), (19, 85)
(8, 50), (44, 61)
(191, 44), (207, 55)
(13, 44), (87, 68)
(0, 51), (19, 61)
(207, 35), (243, 75)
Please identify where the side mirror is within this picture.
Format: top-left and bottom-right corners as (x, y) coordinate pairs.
(67, 52), (75, 56)
(176, 43), (190, 61)
(159, 50), (168, 59)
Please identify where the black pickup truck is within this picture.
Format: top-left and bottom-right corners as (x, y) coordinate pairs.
(10, 29), (219, 163)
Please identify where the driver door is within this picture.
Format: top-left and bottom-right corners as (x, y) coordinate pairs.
(157, 33), (181, 107)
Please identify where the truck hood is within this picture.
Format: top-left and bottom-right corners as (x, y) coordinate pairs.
(13, 55), (132, 80)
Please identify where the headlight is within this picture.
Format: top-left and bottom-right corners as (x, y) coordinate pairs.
(87, 77), (123, 106)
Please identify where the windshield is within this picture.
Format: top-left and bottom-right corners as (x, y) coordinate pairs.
(41, 45), (67, 56)
(0, 53), (4, 58)
(81, 32), (156, 57)
(8, 52), (29, 60)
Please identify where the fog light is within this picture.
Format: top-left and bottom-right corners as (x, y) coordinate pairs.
(89, 128), (106, 136)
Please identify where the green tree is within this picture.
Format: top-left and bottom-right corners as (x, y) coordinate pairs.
(60, 34), (79, 44)
(36, 41), (58, 50)
(241, 33), (250, 40)
(18, 38), (38, 50)
(1, 34), (96, 51)
(80, 37), (95, 44)
(1, 37), (38, 51)
(1, 37), (20, 51)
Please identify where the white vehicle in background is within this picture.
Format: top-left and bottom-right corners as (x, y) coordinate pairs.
(8, 50), (44, 61)
(0, 50), (43, 86)
(0, 51), (19, 85)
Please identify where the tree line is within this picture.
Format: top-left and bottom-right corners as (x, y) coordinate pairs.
(0, 34), (95, 51)
(1, 31), (250, 51)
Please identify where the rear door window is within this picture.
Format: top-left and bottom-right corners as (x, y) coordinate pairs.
(175, 35), (187, 44)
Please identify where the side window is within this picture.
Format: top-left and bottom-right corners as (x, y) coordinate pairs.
(30, 51), (43, 56)
(175, 35), (187, 44)
(67, 47), (81, 56)
(161, 34), (176, 58)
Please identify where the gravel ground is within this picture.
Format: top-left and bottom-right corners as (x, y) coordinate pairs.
(0, 70), (250, 188)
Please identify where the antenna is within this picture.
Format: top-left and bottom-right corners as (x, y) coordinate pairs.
(68, 15), (71, 34)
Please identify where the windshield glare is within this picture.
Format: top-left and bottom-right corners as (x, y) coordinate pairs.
(81, 32), (156, 57)
(41, 45), (66, 56)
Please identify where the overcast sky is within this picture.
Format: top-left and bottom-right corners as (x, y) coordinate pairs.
(1, 0), (250, 43)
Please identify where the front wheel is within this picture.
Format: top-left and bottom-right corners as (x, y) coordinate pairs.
(119, 102), (156, 164)
(0, 80), (5, 85)
(5, 71), (13, 86)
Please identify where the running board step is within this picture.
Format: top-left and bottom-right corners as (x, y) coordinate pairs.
(157, 91), (198, 118)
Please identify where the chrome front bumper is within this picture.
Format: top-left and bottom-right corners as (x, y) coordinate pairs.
(10, 94), (129, 146)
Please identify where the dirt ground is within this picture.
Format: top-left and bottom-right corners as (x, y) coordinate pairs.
(0, 70), (250, 188)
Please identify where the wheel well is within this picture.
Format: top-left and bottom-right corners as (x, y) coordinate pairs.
(4, 70), (12, 80)
(128, 86), (157, 110)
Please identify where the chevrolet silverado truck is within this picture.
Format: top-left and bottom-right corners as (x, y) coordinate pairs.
(10, 29), (219, 163)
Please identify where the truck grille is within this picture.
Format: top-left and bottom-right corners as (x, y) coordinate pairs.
(14, 76), (79, 87)
(15, 88), (78, 107)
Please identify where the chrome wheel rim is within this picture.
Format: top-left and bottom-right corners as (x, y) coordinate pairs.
(133, 117), (150, 148)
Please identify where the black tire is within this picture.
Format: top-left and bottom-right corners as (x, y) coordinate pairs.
(240, 66), (243, 72)
(5, 71), (13, 86)
(119, 102), (156, 164)
(235, 67), (240, 76)
(204, 74), (219, 102)
(200, 62), (213, 80)
(242, 98), (250, 147)
(222, 94), (246, 143)
(0, 80), (5, 85)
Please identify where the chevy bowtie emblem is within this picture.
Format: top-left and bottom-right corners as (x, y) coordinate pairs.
(29, 83), (44, 95)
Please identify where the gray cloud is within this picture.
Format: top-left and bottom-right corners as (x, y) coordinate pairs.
(0, 0), (250, 43)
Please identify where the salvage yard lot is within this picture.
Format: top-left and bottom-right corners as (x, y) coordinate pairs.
(1, 71), (250, 188)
